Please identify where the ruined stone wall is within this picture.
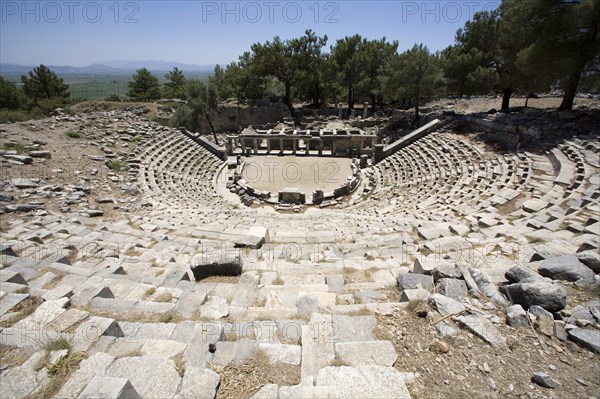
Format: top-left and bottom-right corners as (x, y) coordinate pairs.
(198, 101), (291, 132)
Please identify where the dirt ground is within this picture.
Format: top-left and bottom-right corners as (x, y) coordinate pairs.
(423, 95), (599, 114)
(374, 299), (600, 399)
(241, 156), (352, 199)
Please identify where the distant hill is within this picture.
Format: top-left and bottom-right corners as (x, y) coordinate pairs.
(0, 61), (216, 76)
(97, 60), (216, 72)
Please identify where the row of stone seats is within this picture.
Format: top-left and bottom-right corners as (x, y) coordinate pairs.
(133, 129), (224, 207)
(352, 129), (598, 247)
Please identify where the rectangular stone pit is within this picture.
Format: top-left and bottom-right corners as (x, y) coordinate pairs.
(190, 254), (243, 282)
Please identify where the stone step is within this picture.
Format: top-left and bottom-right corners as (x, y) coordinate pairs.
(78, 377), (141, 399)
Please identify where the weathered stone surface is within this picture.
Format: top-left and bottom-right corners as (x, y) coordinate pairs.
(279, 385), (338, 399)
(505, 304), (529, 328)
(576, 250), (600, 273)
(200, 296), (229, 319)
(78, 377), (141, 399)
(431, 264), (462, 282)
(499, 281), (567, 312)
(568, 303), (596, 323)
(468, 267), (509, 307)
(505, 264), (541, 283)
(250, 384), (279, 399)
(523, 199), (548, 213)
(428, 293), (466, 316)
(296, 293), (319, 316)
(539, 255), (595, 283)
(72, 285), (114, 306)
(568, 328), (600, 354)
(7, 155), (33, 165)
(0, 270), (28, 285)
(1, 351), (47, 398)
(212, 341), (255, 367)
(173, 291), (207, 317)
(0, 293), (30, 316)
(57, 352), (115, 399)
(456, 315), (506, 347)
(529, 305), (554, 336)
(436, 278), (468, 299)
(28, 150), (51, 159)
(531, 371), (559, 388)
(140, 339), (187, 358)
(107, 356), (181, 399)
(554, 320), (568, 341)
(331, 315), (376, 342)
(400, 288), (430, 302)
(397, 273), (433, 290)
(258, 343), (301, 365)
(436, 322), (458, 337)
(301, 313), (335, 380)
(413, 256), (452, 275)
(334, 341), (397, 367)
(316, 365), (411, 399)
(174, 366), (220, 399)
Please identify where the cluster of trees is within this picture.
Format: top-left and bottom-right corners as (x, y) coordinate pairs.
(0, 65), (70, 120)
(442, 0), (599, 111)
(2, 1), (597, 125)
(155, 0), (596, 131)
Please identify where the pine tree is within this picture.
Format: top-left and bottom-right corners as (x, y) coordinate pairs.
(20, 64), (69, 103)
(163, 67), (186, 99)
(127, 68), (161, 101)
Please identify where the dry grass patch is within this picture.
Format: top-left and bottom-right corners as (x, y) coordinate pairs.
(122, 349), (143, 357)
(345, 307), (373, 316)
(143, 287), (156, 299)
(173, 353), (186, 377)
(381, 285), (402, 302)
(79, 306), (182, 324)
(0, 296), (43, 328)
(330, 354), (351, 367)
(28, 352), (86, 399)
(34, 338), (71, 372)
(342, 267), (374, 284)
(214, 349), (300, 399)
(154, 292), (173, 303)
(0, 344), (35, 368)
(405, 298), (428, 315)
(42, 272), (65, 290)
(275, 328), (301, 346)
(271, 276), (284, 285)
(200, 275), (240, 284)
(27, 337), (87, 399)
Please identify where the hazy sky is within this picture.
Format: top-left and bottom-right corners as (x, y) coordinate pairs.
(1, 0), (501, 66)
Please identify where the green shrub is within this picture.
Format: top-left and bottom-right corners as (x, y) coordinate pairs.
(2, 142), (26, 153)
(109, 160), (125, 172)
(0, 110), (31, 123)
(65, 130), (80, 138)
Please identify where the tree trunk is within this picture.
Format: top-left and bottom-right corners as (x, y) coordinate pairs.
(237, 97), (242, 131)
(501, 89), (513, 111)
(347, 86), (353, 110)
(284, 82), (294, 114)
(561, 20), (598, 110)
(525, 96), (529, 108)
(315, 82), (321, 107)
(559, 65), (583, 110)
(206, 114), (218, 146)
(370, 94), (376, 115)
(415, 99), (420, 119)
